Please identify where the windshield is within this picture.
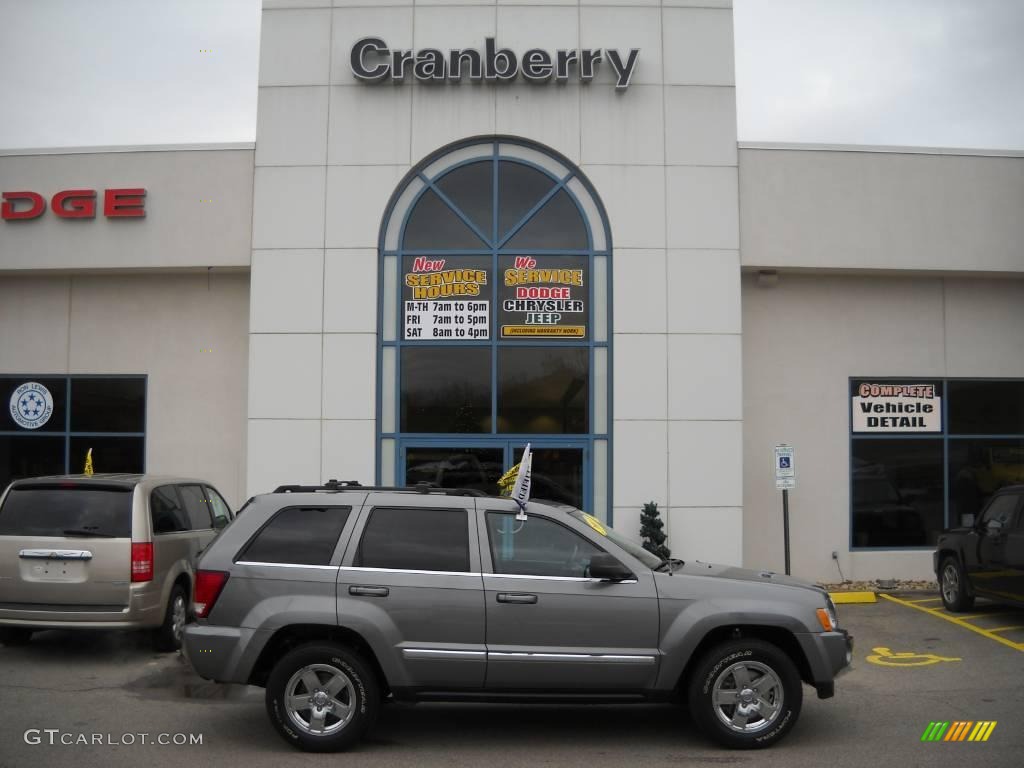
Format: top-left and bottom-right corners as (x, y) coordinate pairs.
(567, 509), (664, 570)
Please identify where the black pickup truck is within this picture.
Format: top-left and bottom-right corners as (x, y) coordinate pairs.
(935, 485), (1024, 611)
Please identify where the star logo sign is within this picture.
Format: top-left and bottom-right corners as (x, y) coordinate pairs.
(10, 382), (53, 430)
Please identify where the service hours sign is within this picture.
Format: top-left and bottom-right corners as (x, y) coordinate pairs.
(403, 256), (490, 340)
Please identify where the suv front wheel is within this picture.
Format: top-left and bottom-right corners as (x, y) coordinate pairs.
(266, 643), (380, 752)
(687, 638), (803, 749)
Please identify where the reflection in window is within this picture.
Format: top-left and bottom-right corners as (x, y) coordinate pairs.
(486, 512), (603, 578)
(435, 161), (493, 238)
(401, 347), (491, 433)
(851, 440), (943, 547)
(406, 447), (503, 495)
(403, 189), (487, 250)
(505, 189), (587, 250)
(498, 348), (588, 434)
(948, 381), (1024, 435)
(497, 161), (557, 242)
(949, 438), (1024, 526)
(513, 447), (583, 508)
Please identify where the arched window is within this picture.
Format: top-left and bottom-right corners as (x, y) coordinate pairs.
(377, 139), (611, 520)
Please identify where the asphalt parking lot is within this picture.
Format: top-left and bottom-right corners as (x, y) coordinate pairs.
(0, 595), (1021, 768)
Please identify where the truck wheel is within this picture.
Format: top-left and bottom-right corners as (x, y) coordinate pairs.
(266, 643), (379, 752)
(153, 584), (188, 652)
(940, 556), (974, 612)
(687, 638), (803, 749)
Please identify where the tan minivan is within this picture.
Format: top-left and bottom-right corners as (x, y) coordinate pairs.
(0, 474), (234, 651)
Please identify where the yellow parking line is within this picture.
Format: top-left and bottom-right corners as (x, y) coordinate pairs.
(906, 597), (942, 604)
(986, 626), (1024, 634)
(880, 594), (1024, 653)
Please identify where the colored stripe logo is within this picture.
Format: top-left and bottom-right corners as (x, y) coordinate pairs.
(921, 721), (997, 742)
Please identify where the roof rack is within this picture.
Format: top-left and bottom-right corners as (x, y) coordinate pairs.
(271, 479), (490, 497)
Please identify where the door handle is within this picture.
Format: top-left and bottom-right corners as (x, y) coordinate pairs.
(349, 585), (389, 597)
(497, 592), (538, 604)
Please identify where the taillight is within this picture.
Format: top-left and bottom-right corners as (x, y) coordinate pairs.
(193, 570), (229, 619)
(131, 542), (153, 582)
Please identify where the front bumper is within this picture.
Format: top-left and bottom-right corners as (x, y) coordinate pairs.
(797, 628), (854, 699)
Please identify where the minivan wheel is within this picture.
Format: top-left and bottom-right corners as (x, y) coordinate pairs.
(940, 556), (974, 612)
(153, 584), (188, 652)
(0, 628), (33, 646)
(266, 643), (379, 752)
(686, 639), (803, 749)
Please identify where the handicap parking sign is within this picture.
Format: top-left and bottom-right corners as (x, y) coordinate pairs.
(774, 445), (795, 489)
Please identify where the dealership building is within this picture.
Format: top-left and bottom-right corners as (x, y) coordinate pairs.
(1, 1), (1022, 583)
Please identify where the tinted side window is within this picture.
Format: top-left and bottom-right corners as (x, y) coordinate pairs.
(356, 507), (469, 573)
(981, 494), (1020, 531)
(486, 512), (603, 578)
(203, 486), (233, 530)
(240, 506), (351, 566)
(151, 486), (189, 534)
(179, 484), (212, 530)
(0, 485), (133, 537)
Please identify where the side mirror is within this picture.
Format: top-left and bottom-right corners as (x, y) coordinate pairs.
(589, 552), (633, 582)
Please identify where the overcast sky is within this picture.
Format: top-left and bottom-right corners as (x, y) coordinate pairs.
(0, 0), (1021, 151)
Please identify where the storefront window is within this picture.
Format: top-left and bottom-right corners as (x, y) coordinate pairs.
(378, 139), (611, 517)
(0, 376), (146, 490)
(850, 378), (1024, 548)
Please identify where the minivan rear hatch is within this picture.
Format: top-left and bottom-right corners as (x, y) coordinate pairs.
(0, 482), (135, 611)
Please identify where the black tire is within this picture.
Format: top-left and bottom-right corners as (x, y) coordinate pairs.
(686, 638), (803, 749)
(0, 627), (33, 646)
(265, 643), (379, 752)
(939, 555), (974, 612)
(152, 583), (188, 652)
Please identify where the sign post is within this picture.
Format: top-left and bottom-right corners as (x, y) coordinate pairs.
(774, 444), (795, 575)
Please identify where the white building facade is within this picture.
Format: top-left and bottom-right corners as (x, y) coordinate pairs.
(0, 1), (1021, 583)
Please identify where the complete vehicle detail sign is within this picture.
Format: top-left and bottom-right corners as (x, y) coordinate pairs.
(851, 380), (942, 433)
(351, 37), (640, 90)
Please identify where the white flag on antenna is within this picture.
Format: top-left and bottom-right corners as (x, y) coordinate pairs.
(511, 443), (533, 520)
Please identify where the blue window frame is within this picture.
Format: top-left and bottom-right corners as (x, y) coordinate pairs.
(849, 377), (1024, 550)
(376, 138), (612, 521)
(0, 375), (147, 488)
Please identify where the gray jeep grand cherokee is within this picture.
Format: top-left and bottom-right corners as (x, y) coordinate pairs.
(183, 482), (852, 752)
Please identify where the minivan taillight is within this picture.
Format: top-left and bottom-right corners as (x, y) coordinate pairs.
(131, 542), (153, 582)
(193, 570), (229, 619)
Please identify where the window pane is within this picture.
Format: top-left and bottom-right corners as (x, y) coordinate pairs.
(949, 438), (1024, 526)
(70, 378), (145, 433)
(435, 161), (493, 240)
(69, 437), (144, 476)
(203, 486), (233, 529)
(498, 348), (588, 434)
(1, 377), (67, 433)
(979, 493), (1020, 531)
(505, 189), (587, 250)
(356, 507), (469, 572)
(0, 485), (133, 537)
(497, 160), (557, 242)
(151, 485), (189, 534)
(512, 447), (583, 508)
(180, 484), (212, 530)
(401, 347), (491, 433)
(0, 435), (65, 490)
(405, 447), (503, 495)
(851, 439), (943, 547)
(240, 506), (351, 566)
(486, 512), (603, 578)
(948, 380), (1024, 435)
(403, 189), (487, 250)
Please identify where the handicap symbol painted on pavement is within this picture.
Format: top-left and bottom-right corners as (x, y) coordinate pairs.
(866, 646), (961, 667)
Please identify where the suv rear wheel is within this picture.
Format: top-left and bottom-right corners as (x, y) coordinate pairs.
(266, 643), (380, 752)
(940, 555), (975, 612)
(686, 638), (803, 749)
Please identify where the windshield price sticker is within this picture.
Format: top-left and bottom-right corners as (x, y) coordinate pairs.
(403, 256), (490, 340)
(499, 255), (587, 339)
